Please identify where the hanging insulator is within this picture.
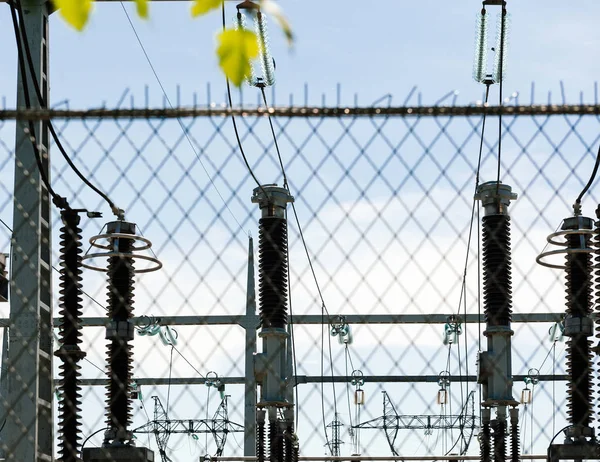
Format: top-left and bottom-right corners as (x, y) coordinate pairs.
(492, 9), (510, 83)
(492, 419), (506, 462)
(257, 410), (266, 462)
(258, 216), (288, 329)
(520, 388), (532, 405)
(255, 11), (275, 86)
(235, 3), (275, 87)
(55, 209), (86, 462)
(482, 214), (512, 326)
(354, 389), (365, 405)
(472, 8), (488, 83)
(236, 12), (257, 86)
(437, 389), (448, 405)
(82, 220), (161, 445)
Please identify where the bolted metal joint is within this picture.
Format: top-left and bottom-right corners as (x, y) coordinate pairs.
(251, 185), (294, 219)
(564, 315), (593, 337)
(475, 181), (517, 216)
(106, 320), (136, 341)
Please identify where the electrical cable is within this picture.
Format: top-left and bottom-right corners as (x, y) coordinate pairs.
(171, 344), (206, 378)
(120, 3), (245, 234)
(344, 345), (353, 431)
(166, 345), (174, 417)
(80, 427), (108, 453)
(258, 69), (338, 453)
(552, 342), (556, 437)
(575, 143), (600, 205)
(14, 0), (119, 215)
(205, 384), (210, 451)
(220, 2), (267, 200)
(85, 357), (105, 374)
(549, 425), (572, 446)
(229, 4), (339, 448)
(7, 0), (64, 208)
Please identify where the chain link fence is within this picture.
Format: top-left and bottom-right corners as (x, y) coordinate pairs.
(0, 91), (598, 460)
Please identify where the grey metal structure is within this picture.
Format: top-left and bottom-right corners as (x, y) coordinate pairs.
(133, 395), (244, 460)
(251, 184), (297, 460)
(244, 237), (258, 457)
(356, 391), (478, 457)
(475, 181), (520, 462)
(5, 0), (54, 459)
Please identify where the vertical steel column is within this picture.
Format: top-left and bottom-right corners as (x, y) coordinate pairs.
(244, 236), (258, 457)
(6, 0), (53, 459)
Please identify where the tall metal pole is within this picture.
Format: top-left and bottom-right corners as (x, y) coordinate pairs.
(244, 236), (258, 457)
(5, 0), (54, 459)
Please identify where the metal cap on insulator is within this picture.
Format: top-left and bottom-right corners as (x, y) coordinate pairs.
(475, 181), (517, 216)
(252, 185), (294, 218)
(107, 220), (136, 237)
(562, 216), (594, 233)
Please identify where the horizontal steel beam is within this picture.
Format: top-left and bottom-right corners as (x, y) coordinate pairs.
(8, 312), (561, 328)
(73, 374), (568, 387)
(0, 105), (599, 120)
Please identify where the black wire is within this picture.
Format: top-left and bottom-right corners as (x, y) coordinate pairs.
(221, 2), (267, 199)
(171, 344), (206, 378)
(121, 3), (244, 233)
(166, 345), (174, 417)
(13, 0), (118, 214)
(260, 87), (287, 188)
(576, 142), (600, 205)
(258, 79), (338, 449)
(0, 418), (6, 434)
(344, 345), (353, 430)
(80, 427), (108, 453)
(7, 0), (64, 208)
(549, 425), (572, 446)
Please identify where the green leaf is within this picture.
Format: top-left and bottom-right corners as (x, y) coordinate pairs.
(259, 0), (294, 47)
(135, 0), (149, 19)
(217, 28), (259, 87)
(55, 0), (93, 31)
(191, 0), (223, 18)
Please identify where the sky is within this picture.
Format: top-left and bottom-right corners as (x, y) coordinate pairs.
(2, 1), (600, 107)
(1, 0), (600, 459)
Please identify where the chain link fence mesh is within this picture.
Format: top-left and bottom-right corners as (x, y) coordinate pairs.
(0, 92), (598, 460)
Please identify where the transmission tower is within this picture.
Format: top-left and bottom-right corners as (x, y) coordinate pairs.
(355, 390), (479, 456)
(134, 395), (244, 462)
